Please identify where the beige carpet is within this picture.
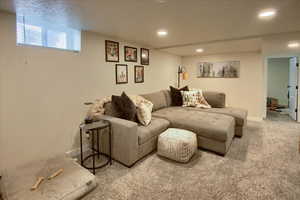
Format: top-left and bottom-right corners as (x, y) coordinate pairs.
(83, 119), (300, 200)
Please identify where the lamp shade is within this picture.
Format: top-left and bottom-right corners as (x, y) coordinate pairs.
(182, 72), (189, 80)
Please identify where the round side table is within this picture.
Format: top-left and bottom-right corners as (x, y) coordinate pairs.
(79, 120), (112, 174)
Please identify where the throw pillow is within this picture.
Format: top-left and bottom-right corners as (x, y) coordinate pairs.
(192, 89), (211, 108)
(104, 102), (123, 118)
(112, 92), (137, 122)
(136, 102), (153, 126)
(181, 90), (199, 107)
(169, 86), (189, 106)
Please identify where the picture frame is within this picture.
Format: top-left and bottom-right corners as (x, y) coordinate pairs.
(105, 40), (119, 62)
(124, 46), (138, 62)
(140, 48), (149, 65)
(134, 65), (144, 83)
(115, 64), (128, 84)
(197, 61), (240, 78)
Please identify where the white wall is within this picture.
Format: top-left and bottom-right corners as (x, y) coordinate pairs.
(0, 12), (181, 169)
(182, 52), (264, 120)
(267, 58), (289, 105)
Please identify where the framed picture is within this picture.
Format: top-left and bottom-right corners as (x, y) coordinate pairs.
(124, 46), (137, 62)
(115, 64), (128, 84)
(134, 65), (144, 83)
(141, 48), (149, 65)
(197, 61), (240, 78)
(105, 40), (119, 62)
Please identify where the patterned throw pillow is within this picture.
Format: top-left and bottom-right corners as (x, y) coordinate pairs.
(137, 102), (153, 126)
(191, 89), (211, 108)
(181, 90), (211, 108)
(181, 90), (199, 107)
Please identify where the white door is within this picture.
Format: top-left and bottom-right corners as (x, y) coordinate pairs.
(288, 57), (298, 120)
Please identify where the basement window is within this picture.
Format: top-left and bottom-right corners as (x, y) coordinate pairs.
(16, 15), (81, 52)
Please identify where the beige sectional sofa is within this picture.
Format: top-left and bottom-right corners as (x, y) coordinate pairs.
(99, 90), (247, 167)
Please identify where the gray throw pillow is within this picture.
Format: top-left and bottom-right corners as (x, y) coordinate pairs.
(104, 102), (122, 118)
(112, 92), (137, 122)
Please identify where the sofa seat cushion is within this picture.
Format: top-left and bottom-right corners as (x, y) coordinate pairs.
(152, 107), (235, 142)
(186, 107), (247, 126)
(137, 117), (170, 145)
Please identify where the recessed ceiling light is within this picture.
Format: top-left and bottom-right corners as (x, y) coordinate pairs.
(196, 48), (204, 53)
(155, 0), (167, 3)
(288, 42), (300, 48)
(258, 9), (277, 19)
(157, 30), (168, 37)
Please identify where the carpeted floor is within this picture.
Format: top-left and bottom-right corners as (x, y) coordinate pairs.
(266, 110), (294, 122)
(83, 119), (300, 200)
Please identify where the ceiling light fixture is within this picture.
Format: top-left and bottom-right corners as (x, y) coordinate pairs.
(258, 9), (276, 19)
(157, 30), (168, 37)
(288, 42), (300, 48)
(155, 0), (167, 3)
(196, 48), (204, 53)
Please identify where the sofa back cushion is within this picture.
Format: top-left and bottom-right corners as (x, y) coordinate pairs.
(141, 90), (168, 111)
(161, 90), (172, 107)
(202, 91), (225, 108)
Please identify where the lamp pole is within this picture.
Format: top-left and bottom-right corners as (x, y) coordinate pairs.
(178, 65), (182, 88)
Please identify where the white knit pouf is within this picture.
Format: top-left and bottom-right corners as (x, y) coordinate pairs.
(157, 128), (197, 163)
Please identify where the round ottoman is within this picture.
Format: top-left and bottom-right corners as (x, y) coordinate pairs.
(157, 128), (197, 163)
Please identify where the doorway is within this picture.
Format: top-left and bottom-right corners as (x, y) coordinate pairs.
(266, 57), (299, 121)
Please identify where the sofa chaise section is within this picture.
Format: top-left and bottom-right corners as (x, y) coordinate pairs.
(202, 91), (247, 137)
(152, 107), (235, 155)
(160, 90), (248, 137)
(188, 107), (247, 137)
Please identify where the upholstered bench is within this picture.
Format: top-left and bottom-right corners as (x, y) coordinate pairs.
(157, 128), (197, 163)
(3, 156), (97, 200)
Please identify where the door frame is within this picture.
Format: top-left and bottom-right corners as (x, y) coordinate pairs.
(263, 55), (300, 121)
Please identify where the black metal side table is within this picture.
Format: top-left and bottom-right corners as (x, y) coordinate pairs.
(79, 120), (112, 174)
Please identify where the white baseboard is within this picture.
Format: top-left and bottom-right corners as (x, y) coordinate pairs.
(247, 117), (263, 122)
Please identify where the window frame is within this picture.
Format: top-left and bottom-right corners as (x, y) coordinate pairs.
(16, 15), (81, 52)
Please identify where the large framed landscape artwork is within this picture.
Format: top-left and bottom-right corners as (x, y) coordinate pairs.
(197, 61), (240, 78)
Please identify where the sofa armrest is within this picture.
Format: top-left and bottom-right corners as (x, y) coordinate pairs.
(98, 115), (139, 167)
(203, 91), (226, 108)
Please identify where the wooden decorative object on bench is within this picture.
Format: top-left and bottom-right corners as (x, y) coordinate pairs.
(48, 169), (64, 180)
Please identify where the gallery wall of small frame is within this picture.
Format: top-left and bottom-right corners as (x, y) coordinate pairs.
(115, 64), (128, 84)
(124, 46), (138, 62)
(105, 40), (119, 62)
(134, 65), (144, 83)
(141, 48), (149, 65)
(105, 40), (149, 84)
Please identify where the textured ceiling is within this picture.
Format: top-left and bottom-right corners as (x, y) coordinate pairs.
(1, 0), (300, 55)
